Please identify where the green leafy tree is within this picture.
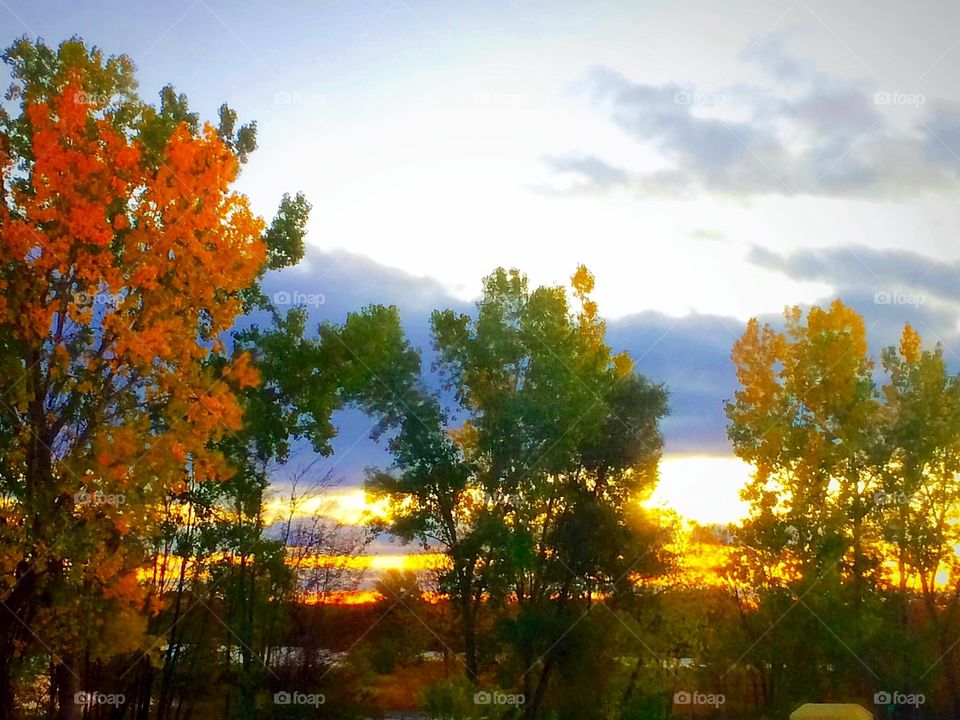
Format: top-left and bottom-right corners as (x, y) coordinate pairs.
(878, 326), (960, 717)
(368, 266), (668, 720)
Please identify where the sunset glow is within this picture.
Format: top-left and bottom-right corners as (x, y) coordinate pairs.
(263, 488), (392, 526)
(292, 552), (448, 573)
(648, 455), (752, 525)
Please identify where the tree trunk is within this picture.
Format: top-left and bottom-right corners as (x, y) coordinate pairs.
(620, 655), (642, 709)
(133, 659), (154, 720)
(921, 581), (960, 720)
(461, 596), (479, 683)
(0, 564), (39, 720)
(940, 637), (960, 720)
(54, 655), (80, 720)
(524, 657), (555, 720)
(0, 645), (13, 720)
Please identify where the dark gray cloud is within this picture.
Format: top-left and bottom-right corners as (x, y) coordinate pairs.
(748, 244), (960, 304)
(746, 244), (960, 359)
(256, 247), (754, 475)
(607, 311), (744, 454)
(548, 40), (960, 198)
(257, 243), (960, 483)
(924, 104), (960, 173)
(253, 250), (475, 484)
(259, 243), (960, 488)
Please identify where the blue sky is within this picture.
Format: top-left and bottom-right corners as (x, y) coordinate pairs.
(5, 0), (960, 522)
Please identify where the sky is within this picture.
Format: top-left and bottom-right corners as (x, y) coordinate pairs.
(4, 0), (960, 526)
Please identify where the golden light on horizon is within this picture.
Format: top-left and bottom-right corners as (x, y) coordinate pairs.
(264, 454), (753, 530)
(303, 589), (383, 605)
(293, 552), (449, 572)
(248, 453), (758, 604)
(647, 455), (752, 526)
(263, 489), (391, 526)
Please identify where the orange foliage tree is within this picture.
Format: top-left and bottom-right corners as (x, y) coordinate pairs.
(0, 37), (295, 716)
(726, 302), (960, 716)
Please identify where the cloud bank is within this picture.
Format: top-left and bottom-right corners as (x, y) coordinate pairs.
(548, 37), (960, 198)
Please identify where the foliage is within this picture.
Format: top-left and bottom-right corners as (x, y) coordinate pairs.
(727, 302), (960, 717)
(367, 266), (669, 718)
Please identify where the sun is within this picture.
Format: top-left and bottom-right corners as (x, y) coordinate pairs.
(646, 454), (752, 526)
